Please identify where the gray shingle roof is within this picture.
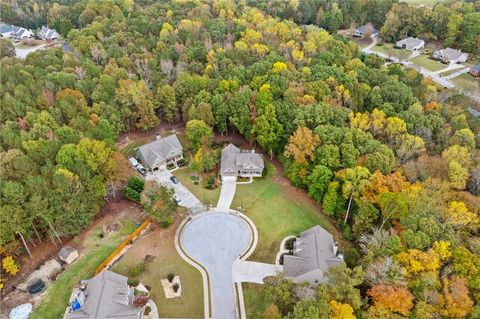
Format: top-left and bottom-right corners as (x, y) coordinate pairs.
(433, 48), (468, 61)
(283, 225), (342, 278)
(220, 144), (264, 176)
(66, 270), (140, 318)
(39, 26), (59, 40)
(395, 37), (424, 51)
(58, 246), (77, 259)
(135, 134), (183, 170)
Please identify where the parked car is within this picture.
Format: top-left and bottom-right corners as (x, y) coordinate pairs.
(170, 175), (179, 184)
(173, 194), (182, 205)
(136, 164), (147, 176)
(129, 157), (139, 168)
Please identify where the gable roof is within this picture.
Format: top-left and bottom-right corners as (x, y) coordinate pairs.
(471, 65), (480, 72)
(434, 47), (468, 61)
(283, 225), (342, 278)
(220, 144), (264, 175)
(66, 270), (140, 318)
(39, 26), (59, 39)
(395, 37), (424, 51)
(135, 134), (183, 169)
(356, 25), (378, 35)
(0, 24), (14, 34)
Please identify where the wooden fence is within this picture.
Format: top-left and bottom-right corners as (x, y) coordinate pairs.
(95, 217), (152, 275)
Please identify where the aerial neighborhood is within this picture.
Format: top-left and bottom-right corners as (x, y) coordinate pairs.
(0, 0), (479, 319)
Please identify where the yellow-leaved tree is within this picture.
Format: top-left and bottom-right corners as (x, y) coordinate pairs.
(330, 300), (356, 319)
(2, 256), (19, 276)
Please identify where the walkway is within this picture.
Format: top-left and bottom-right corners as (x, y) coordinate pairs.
(443, 67), (470, 80)
(217, 179), (237, 210)
(181, 212), (252, 319)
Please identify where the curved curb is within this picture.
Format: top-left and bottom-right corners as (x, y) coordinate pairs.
(174, 216), (211, 319)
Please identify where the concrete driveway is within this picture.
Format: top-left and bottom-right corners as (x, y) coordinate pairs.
(146, 170), (204, 214)
(217, 179), (237, 210)
(181, 212), (252, 319)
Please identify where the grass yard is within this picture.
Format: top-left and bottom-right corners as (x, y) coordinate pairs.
(370, 43), (411, 61)
(112, 217), (204, 318)
(452, 73), (480, 93)
(410, 55), (447, 72)
(30, 219), (137, 319)
(120, 136), (155, 157)
(175, 168), (221, 207)
(243, 283), (271, 319)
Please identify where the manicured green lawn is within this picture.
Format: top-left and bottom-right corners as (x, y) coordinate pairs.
(112, 218), (204, 318)
(410, 55), (447, 72)
(175, 168), (221, 207)
(31, 220), (137, 319)
(243, 283), (271, 319)
(371, 43), (411, 60)
(232, 163), (334, 263)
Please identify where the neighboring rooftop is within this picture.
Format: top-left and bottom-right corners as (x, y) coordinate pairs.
(220, 144), (264, 176)
(356, 25), (378, 35)
(283, 225), (342, 279)
(65, 270), (140, 319)
(38, 26), (59, 40)
(135, 134), (183, 169)
(433, 47), (468, 61)
(395, 37), (424, 51)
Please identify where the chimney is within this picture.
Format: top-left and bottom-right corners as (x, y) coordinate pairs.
(333, 241), (338, 255)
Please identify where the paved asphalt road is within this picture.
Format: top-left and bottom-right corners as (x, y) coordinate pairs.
(181, 212), (251, 319)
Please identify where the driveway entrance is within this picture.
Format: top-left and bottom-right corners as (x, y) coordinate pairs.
(181, 212), (252, 319)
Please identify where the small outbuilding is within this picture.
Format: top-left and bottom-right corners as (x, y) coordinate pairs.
(59, 246), (79, 264)
(395, 37), (425, 51)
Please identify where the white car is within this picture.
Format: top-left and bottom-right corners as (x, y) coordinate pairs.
(129, 157), (139, 168)
(173, 194), (182, 205)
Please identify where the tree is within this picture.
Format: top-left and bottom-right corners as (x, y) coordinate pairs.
(459, 12), (480, 53)
(378, 192), (408, 229)
(262, 304), (282, 319)
(323, 181), (341, 215)
(325, 263), (364, 310)
(0, 38), (15, 59)
(2, 256), (19, 276)
(338, 167), (371, 223)
(284, 127), (320, 164)
(141, 181), (177, 227)
(290, 299), (321, 319)
(330, 300), (355, 319)
(263, 275), (297, 315)
(367, 284), (414, 316)
(252, 103), (283, 159)
(444, 201), (478, 228)
(157, 85), (177, 123)
(442, 276), (474, 319)
(307, 165), (332, 202)
(445, 13), (463, 47)
(185, 120), (213, 151)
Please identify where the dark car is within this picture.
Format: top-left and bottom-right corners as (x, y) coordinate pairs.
(170, 176), (179, 184)
(27, 279), (45, 294)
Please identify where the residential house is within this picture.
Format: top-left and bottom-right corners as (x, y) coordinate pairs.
(38, 26), (59, 41)
(0, 24), (33, 39)
(220, 144), (264, 181)
(394, 37), (425, 51)
(354, 25), (379, 39)
(65, 270), (152, 318)
(432, 48), (468, 64)
(468, 65), (480, 77)
(283, 225), (343, 285)
(135, 134), (183, 172)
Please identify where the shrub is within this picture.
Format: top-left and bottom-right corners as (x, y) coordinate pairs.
(285, 238), (296, 250)
(128, 278), (139, 286)
(202, 174), (217, 189)
(167, 272), (175, 283)
(129, 261), (146, 277)
(144, 306), (151, 316)
(343, 224), (353, 241)
(172, 283), (180, 292)
(127, 176), (145, 193)
(98, 232), (104, 238)
(159, 216), (174, 228)
(124, 187), (141, 202)
(133, 295), (149, 308)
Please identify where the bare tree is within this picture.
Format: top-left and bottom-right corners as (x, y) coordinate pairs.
(161, 59), (176, 83)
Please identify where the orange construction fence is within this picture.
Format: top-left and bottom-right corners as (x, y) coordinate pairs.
(95, 217), (152, 275)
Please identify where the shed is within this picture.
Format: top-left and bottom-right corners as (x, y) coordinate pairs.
(59, 246), (79, 264)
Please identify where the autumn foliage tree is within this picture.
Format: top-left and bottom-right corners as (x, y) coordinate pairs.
(368, 284), (414, 316)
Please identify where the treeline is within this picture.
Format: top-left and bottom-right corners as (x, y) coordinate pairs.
(1, 0), (479, 316)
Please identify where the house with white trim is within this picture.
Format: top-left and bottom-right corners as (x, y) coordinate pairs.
(135, 134), (183, 172)
(395, 37), (425, 51)
(38, 26), (59, 41)
(220, 144), (264, 181)
(0, 24), (33, 39)
(432, 48), (468, 64)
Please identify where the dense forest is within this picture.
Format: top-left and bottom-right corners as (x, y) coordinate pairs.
(1, 0), (479, 317)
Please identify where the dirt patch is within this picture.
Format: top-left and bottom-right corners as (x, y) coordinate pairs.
(117, 122), (184, 150)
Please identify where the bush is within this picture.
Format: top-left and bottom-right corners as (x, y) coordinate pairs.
(127, 176), (145, 193)
(172, 283), (180, 292)
(202, 174), (217, 189)
(342, 224), (353, 241)
(285, 238), (296, 250)
(124, 187), (141, 202)
(167, 272), (175, 283)
(128, 278), (139, 286)
(129, 261), (146, 277)
(144, 306), (151, 316)
(159, 216), (174, 228)
(98, 232), (104, 238)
